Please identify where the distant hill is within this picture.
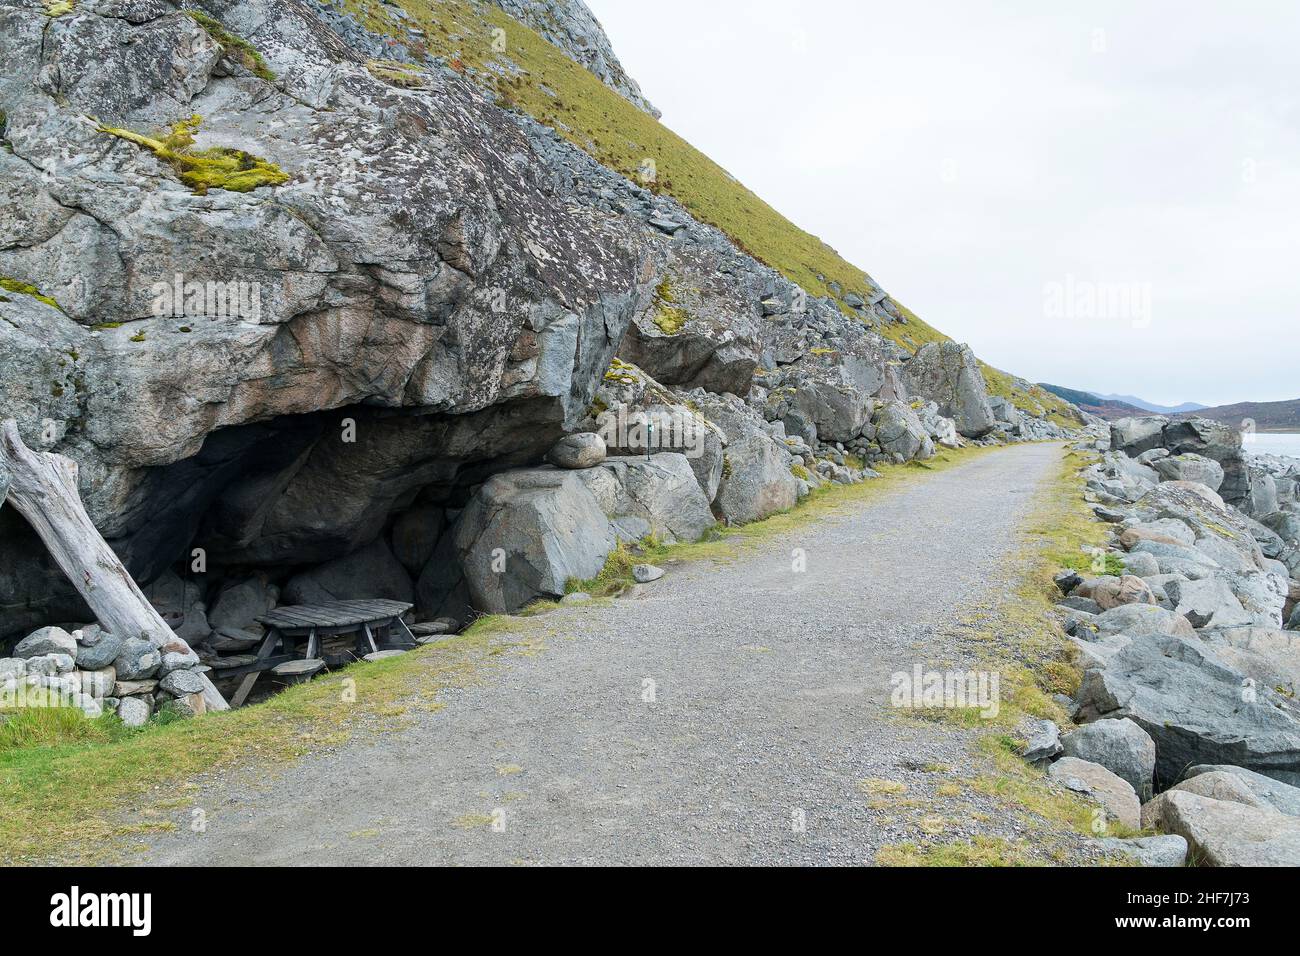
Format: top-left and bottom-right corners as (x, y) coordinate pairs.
(1039, 384), (1147, 421)
(1092, 393), (1207, 415)
(1174, 398), (1300, 433)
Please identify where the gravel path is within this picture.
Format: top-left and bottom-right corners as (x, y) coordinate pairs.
(134, 442), (1076, 865)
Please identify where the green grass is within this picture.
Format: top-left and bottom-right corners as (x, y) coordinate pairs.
(330, 0), (1080, 422)
(184, 10), (277, 82)
(0, 707), (129, 754)
(907, 446), (1148, 846)
(97, 114), (288, 195)
(366, 59), (427, 88)
(877, 835), (1036, 867)
(0, 633), (496, 863)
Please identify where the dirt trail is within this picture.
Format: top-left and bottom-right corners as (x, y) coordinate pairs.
(135, 443), (1076, 865)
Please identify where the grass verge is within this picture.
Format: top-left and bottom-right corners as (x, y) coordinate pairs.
(876, 445), (1142, 865)
(0, 633), (497, 863)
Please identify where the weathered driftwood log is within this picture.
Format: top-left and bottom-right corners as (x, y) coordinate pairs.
(0, 420), (228, 711)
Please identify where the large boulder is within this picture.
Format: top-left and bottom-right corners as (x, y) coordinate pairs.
(207, 575), (279, 635)
(592, 367), (727, 504)
(73, 628), (124, 671)
(714, 433), (799, 525)
(13, 626), (78, 660)
(1091, 603), (1195, 640)
(789, 380), (871, 444)
(1060, 718), (1157, 799)
(547, 433), (607, 470)
(1241, 471), (1280, 517)
(1182, 765), (1300, 816)
(1091, 575), (1157, 612)
(1132, 482), (1265, 569)
(1168, 769), (1271, 808)
(452, 468), (615, 613)
(574, 453), (714, 543)
(1153, 453), (1225, 492)
(112, 638), (162, 681)
(1075, 632), (1300, 786)
(1200, 626), (1300, 699)
(1162, 418), (1243, 463)
(1110, 416), (1169, 457)
(1163, 576), (1252, 629)
(1095, 835), (1187, 867)
(1047, 756), (1140, 831)
(872, 401), (933, 462)
(1141, 789), (1300, 866)
(1224, 570), (1289, 627)
(900, 342), (995, 438)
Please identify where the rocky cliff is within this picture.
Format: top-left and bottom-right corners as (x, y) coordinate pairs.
(0, 0), (1082, 667)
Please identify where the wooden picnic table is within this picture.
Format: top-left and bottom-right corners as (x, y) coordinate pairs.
(227, 599), (418, 707)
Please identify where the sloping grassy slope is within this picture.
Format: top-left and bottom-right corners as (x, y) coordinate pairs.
(330, 0), (1076, 421)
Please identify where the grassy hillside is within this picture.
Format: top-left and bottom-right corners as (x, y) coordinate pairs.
(328, 0), (1077, 422)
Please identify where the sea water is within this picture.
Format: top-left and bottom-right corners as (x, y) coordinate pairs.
(1245, 433), (1300, 460)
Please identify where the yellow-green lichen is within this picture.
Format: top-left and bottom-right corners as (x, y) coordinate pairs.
(43, 0), (74, 17)
(650, 276), (689, 335)
(0, 277), (60, 310)
(98, 115), (289, 195)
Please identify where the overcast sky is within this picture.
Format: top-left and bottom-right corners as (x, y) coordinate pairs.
(587, 0), (1299, 407)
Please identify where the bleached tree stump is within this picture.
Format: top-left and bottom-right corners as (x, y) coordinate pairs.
(0, 420), (228, 711)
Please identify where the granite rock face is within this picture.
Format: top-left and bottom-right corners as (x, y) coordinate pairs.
(901, 342), (996, 438)
(0, 0), (649, 636)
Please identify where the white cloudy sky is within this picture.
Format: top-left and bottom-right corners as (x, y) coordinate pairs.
(586, 0), (1300, 407)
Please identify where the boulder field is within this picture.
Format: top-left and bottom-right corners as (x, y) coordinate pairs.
(0, 0), (1081, 696)
(1036, 416), (1300, 865)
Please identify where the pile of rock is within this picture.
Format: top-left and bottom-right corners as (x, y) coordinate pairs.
(1, 623), (211, 727)
(1034, 417), (1300, 865)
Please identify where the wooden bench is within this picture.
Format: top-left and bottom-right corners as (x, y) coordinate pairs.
(227, 600), (418, 707)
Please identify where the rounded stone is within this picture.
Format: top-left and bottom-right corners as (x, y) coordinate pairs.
(547, 433), (607, 469)
(13, 626), (77, 660)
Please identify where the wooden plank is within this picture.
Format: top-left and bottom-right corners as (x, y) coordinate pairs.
(260, 608), (321, 628)
(209, 654), (294, 680)
(230, 629), (280, 707)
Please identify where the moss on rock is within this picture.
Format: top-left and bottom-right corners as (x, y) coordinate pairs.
(98, 115), (289, 194)
(185, 10), (276, 82)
